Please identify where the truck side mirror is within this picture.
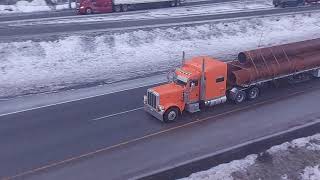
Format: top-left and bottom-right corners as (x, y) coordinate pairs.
(190, 82), (195, 89)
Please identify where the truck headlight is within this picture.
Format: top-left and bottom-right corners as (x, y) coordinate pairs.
(143, 95), (147, 104)
(157, 105), (165, 112)
(80, 6), (85, 9)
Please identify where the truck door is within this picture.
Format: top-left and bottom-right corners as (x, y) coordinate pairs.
(90, 0), (98, 12)
(188, 79), (200, 103)
(101, 0), (113, 13)
(93, 0), (106, 12)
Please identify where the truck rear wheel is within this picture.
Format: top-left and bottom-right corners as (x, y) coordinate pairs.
(163, 107), (179, 123)
(176, 0), (181, 6)
(234, 91), (246, 104)
(170, 1), (176, 7)
(247, 87), (259, 100)
(122, 4), (128, 12)
(114, 5), (121, 12)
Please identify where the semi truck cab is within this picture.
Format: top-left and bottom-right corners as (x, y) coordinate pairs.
(144, 56), (227, 122)
(77, 0), (113, 14)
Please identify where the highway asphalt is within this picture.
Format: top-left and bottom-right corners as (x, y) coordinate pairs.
(1, 78), (320, 180)
(1, 5), (320, 41)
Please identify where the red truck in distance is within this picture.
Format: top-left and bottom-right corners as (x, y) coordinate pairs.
(76, 0), (181, 14)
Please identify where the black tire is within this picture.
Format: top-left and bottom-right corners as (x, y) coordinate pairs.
(85, 8), (93, 14)
(234, 90), (246, 104)
(281, 2), (286, 8)
(169, 1), (176, 7)
(122, 4), (128, 12)
(163, 107), (179, 123)
(176, 0), (181, 6)
(114, 5), (121, 12)
(247, 87), (260, 100)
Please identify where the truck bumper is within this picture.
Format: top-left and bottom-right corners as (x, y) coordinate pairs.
(144, 104), (164, 121)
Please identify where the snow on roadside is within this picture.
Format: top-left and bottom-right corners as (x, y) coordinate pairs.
(301, 165), (320, 180)
(180, 133), (320, 180)
(0, 0), (74, 13)
(1, 12), (320, 98)
(179, 155), (257, 180)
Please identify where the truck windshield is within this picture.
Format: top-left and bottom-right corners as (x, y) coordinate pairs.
(175, 79), (187, 86)
(175, 75), (187, 86)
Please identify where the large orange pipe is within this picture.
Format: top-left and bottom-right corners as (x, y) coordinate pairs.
(228, 39), (320, 85)
(237, 38), (320, 64)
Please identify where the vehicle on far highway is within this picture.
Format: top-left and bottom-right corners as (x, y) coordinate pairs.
(273, 0), (319, 8)
(76, 0), (181, 14)
(144, 39), (320, 122)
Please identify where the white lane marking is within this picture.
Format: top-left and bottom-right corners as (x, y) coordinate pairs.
(91, 107), (144, 121)
(0, 80), (164, 118)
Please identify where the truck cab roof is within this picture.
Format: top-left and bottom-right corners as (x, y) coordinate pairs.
(176, 56), (226, 80)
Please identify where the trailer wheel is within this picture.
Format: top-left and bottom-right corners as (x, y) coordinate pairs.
(247, 87), (260, 100)
(176, 0), (181, 6)
(234, 91), (246, 104)
(122, 4), (128, 12)
(114, 5), (121, 12)
(85, 8), (93, 14)
(163, 107), (179, 123)
(170, 1), (176, 7)
(281, 2), (286, 8)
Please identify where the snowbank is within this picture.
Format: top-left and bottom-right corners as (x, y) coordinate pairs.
(0, 0), (74, 13)
(301, 165), (320, 180)
(180, 133), (320, 180)
(179, 155), (257, 180)
(0, 12), (320, 98)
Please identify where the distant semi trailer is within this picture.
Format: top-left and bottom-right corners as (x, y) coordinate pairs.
(273, 0), (319, 8)
(76, 0), (181, 14)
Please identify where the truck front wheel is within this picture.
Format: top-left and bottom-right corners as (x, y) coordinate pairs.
(163, 107), (179, 123)
(85, 8), (93, 14)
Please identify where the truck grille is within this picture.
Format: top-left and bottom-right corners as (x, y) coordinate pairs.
(147, 90), (158, 109)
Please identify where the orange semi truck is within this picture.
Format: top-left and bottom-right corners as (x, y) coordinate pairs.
(144, 39), (320, 122)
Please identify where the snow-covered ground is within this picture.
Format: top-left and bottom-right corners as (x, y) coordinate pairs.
(2, 0), (273, 27)
(180, 133), (320, 180)
(1, 12), (320, 98)
(0, 0), (75, 13)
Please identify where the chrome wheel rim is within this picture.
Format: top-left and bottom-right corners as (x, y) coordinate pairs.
(168, 111), (177, 121)
(250, 90), (257, 99)
(237, 93), (244, 102)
